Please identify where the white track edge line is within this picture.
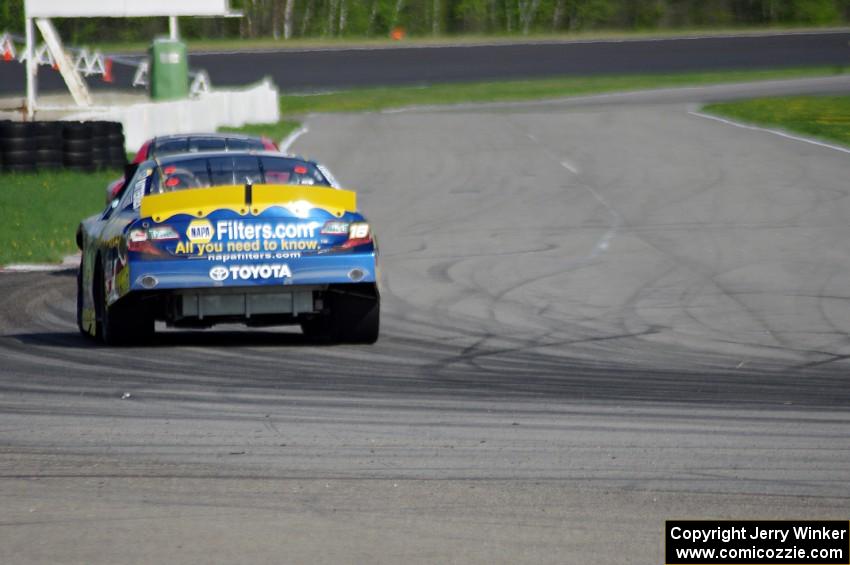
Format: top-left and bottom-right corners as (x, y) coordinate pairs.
(688, 110), (850, 155)
(280, 125), (309, 154)
(1, 254), (80, 274)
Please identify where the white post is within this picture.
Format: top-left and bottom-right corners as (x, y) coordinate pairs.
(169, 15), (179, 40)
(35, 18), (92, 107)
(25, 17), (36, 119)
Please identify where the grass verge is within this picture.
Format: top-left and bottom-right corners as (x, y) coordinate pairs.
(703, 95), (850, 147)
(278, 66), (849, 115)
(0, 170), (118, 265)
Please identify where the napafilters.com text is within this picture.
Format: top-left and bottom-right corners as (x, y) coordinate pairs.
(669, 525), (848, 545)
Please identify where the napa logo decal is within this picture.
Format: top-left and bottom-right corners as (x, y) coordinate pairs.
(187, 220), (214, 243)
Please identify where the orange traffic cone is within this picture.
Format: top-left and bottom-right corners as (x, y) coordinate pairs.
(103, 58), (113, 83)
(1, 36), (13, 61)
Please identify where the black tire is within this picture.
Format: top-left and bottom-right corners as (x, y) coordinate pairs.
(0, 121), (33, 137)
(4, 162), (36, 172)
(35, 136), (63, 150)
(301, 287), (380, 344)
(90, 121), (111, 137)
(96, 260), (154, 346)
(64, 150), (93, 167)
(62, 122), (92, 141)
(92, 149), (109, 168)
(35, 148), (63, 162)
(92, 260), (104, 341)
(300, 314), (333, 342)
(63, 138), (92, 152)
(34, 121), (60, 132)
(108, 145), (126, 161)
(334, 292), (380, 344)
(32, 121), (63, 137)
(0, 136), (36, 152)
(76, 265), (89, 337)
(3, 149), (35, 165)
(36, 160), (63, 170)
(100, 297), (130, 346)
(108, 147), (127, 162)
(92, 146), (110, 159)
(104, 122), (124, 136)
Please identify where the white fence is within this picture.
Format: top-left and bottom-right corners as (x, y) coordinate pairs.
(65, 78), (280, 151)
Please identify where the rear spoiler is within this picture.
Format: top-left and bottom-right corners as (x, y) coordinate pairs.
(140, 184), (357, 223)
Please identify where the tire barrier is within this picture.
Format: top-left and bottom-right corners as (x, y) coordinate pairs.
(0, 120), (127, 173)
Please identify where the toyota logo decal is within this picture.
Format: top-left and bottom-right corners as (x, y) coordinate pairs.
(209, 266), (229, 281)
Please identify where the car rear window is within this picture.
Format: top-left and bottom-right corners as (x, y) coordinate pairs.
(226, 138), (265, 151)
(151, 136), (265, 158)
(150, 155), (330, 193)
(152, 138), (189, 156)
(191, 138), (227, 152)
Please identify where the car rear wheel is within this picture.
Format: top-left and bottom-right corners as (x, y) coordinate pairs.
(300, 290), (380, 344)
(334, 292), (380, 344)
(76, 265), (88, 337)
(300, 315), (332, 342)
(95, 261), (154, 346)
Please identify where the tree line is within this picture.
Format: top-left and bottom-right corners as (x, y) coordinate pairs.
(1, 0), (849, 43)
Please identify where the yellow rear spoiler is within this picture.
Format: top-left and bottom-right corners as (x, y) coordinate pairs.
(141, 184), (357, 223)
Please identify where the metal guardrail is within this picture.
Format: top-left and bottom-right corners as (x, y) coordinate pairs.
(1, 30), (211, 95)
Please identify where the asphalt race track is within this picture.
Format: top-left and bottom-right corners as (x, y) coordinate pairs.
(1, 30), (849, 95)
(2, 78), (850, 563)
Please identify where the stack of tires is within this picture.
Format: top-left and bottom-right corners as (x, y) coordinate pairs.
(0, 121), (38, 173)
(0, 120), (127, 173)
(62, 121), (94, 171)
(94, 121), (127, 170)
(33, 122), (64, 170)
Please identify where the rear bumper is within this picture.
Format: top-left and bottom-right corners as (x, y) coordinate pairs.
(128, 252), (377, 292)
(127, 281), (378, 328)
(173, 284), (321, 322)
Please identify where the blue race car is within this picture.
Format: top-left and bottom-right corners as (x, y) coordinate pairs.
(76, 150), (379, 345)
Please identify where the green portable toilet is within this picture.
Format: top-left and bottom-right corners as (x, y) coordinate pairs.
(149, 39), (188, 100)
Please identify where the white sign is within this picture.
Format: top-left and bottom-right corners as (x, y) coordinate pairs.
(26, 0), (233, 18)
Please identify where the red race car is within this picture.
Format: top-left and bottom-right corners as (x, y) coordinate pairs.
(106, 133), (278, 203)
